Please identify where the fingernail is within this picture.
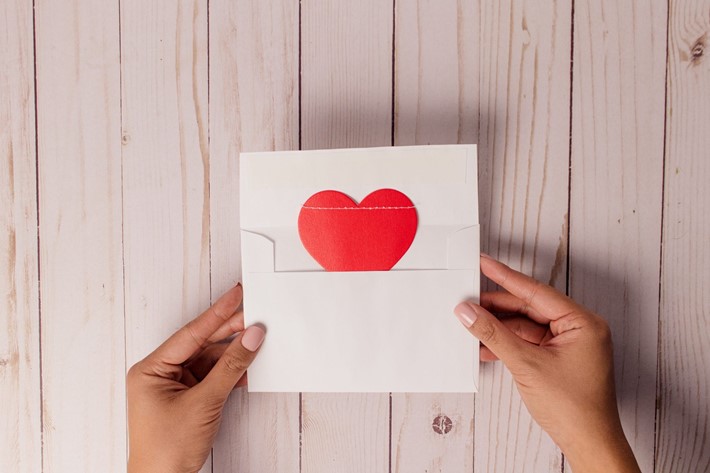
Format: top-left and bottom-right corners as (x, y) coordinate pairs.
(480, 252), (493, 260)
(454, 302), (478, 328)
(241, 325), (265, 352)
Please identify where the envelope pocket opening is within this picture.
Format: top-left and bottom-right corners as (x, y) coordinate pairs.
(241, 225), (480, 273)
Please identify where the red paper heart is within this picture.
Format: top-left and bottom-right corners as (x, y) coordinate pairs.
(298, 189), (418, 271)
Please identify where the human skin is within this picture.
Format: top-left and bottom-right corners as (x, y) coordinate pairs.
(454, 254), (640, 473)
(127, 255), (640, 473)
(126, 284), (264, 473)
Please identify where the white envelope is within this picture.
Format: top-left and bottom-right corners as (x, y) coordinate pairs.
(240, 144), (480, 393)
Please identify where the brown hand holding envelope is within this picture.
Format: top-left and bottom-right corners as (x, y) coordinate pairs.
(455, 255), (640, 473)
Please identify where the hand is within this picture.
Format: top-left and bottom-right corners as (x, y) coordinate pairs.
(126, 284), (265, 473)
(454, 254), (640, 473)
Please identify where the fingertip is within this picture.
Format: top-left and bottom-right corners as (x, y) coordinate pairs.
(479, 254), (507, 280)
(241, 324), (266, 352)
(454, 301), (478, 328)
(480, 253), (497, 268)
(217, 283), (244, 310)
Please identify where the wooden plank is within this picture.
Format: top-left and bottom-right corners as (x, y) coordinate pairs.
(302, 393), (390, 472)
(208, 1), (300, 472)
(391, 0), (477, 470)
(394, 0), (478, 146)
(34, 0), (125, 471)
(301, 0), (393, 150)
(300, 0), (392, 471)
(569, 1), (667, 471)
(657, 1), (710, 471)
(476, 0), (571, 471)
(119, 1), (210, 472)
(0, 0), (41, 471)
(391, 395), (474, 472)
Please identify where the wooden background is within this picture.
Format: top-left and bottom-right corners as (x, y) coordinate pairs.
(1, 0), (708, 471)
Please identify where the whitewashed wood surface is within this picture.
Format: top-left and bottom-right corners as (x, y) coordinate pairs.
(1, 0), (708, 472)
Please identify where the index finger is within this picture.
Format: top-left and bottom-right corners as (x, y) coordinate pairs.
(480, 254), (579, 320)
(148, 284), (244, 365)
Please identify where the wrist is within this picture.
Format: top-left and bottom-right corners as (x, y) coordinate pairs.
(562, 422), (640, 473)
(128, 454), (199, 473)
(128, 455), (178, 473)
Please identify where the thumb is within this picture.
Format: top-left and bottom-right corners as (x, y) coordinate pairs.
(196, 325), (265, 401)
(454, 301), (532, 368)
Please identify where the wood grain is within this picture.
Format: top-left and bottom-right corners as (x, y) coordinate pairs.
(391, 395), (474, 472)
(569, 1), (668, 471)
(302, 393), (390, 473)
(657, 1), (710, 471)
(34, 0), (125, 471)
(0, 0), (41, 471)
(7, 1), (708, 471)
(120, 1), (210, 471)
(300, 0), (393, 471)
(301, 0), (393, 150)
(394, 0), (478, 146)
(476, 0), (571, 471)
(208, 1), (300, 472)
(391, 0), (477, 470)
(120, 0), (210, 373)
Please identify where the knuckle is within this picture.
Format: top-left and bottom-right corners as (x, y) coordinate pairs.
(518, 301), (532, 316)
(508, 318), (524, 338)
(125, 361), (144, 392)
(210, 305), (231, 322)
(498, 265), (511, 287)
(475, 319), (498, 346)
(586, 313), (613, 344)
(524, 280), (543, 306)
(222, 350), (250, 373)
(595, 318), (613, 342)
(126, 361), (142, 380)
(186, 322), (208, 349)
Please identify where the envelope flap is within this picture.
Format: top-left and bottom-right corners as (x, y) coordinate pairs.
(241, 231), (275, 272)
(447, 225), (480, 270)
(240, 145), (478, 230)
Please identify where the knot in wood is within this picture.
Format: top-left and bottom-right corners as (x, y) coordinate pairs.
(691, 35), (706, 64)
(432, 414), (453, 435)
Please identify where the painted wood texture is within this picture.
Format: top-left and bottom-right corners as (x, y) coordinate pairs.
(476, 0), (572, 470)
(657, 1), (710, 471)
(33, 0), (126, 471)
(120, 1), (211, 472)
(0, 1), (40, 472)
(209, 1), (300, 472)
(391, 0), (477, 470)
(570, 1), (667, 471)
(300, 1), (393, 472)
(2, 0), (708, 472)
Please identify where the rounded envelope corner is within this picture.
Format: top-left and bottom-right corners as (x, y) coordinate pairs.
(241, 231), (275, 273)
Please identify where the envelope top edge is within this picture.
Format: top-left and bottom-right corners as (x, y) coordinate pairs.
(240, 145), (479, 229)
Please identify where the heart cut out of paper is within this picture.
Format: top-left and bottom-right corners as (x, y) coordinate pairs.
(298, 189), (418, 271)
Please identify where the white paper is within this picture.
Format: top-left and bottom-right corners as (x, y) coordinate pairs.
(240, 144), (480, 393)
